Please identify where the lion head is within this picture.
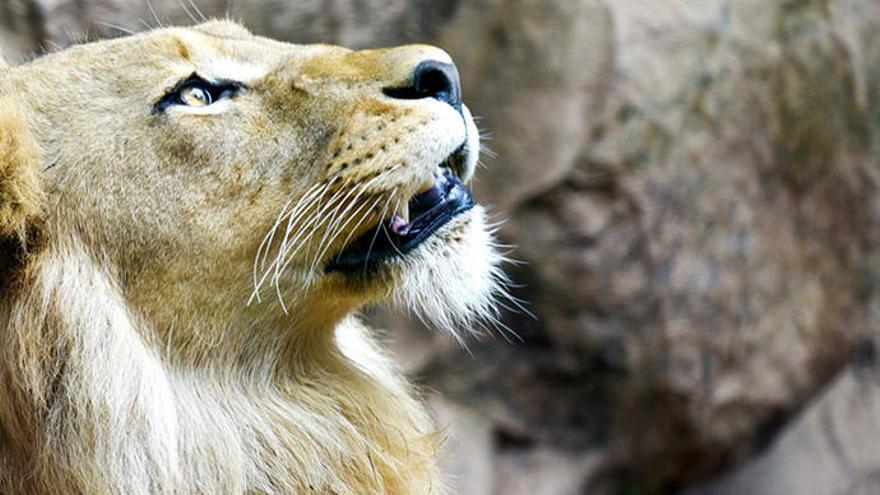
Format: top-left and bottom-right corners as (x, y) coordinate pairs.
(1, 20), (505, 349)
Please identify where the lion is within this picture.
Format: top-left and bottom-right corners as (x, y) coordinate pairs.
(0, 20), (508, 494)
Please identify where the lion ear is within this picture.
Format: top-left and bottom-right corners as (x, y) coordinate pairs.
(0, 96), (44, 246)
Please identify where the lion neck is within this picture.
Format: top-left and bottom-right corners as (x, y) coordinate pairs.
(0, 235), (440, 494)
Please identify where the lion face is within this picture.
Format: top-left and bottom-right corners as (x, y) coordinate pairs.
(2, 21), (503, 338)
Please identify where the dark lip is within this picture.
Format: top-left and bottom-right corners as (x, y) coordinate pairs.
(325, 167), (474, 274)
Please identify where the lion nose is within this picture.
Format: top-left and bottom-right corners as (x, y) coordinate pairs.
(384, 60), (462, 111)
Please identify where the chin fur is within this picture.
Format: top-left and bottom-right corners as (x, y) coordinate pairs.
(389, 206), (513, 341)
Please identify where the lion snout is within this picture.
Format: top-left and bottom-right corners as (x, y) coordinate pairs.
(382, 59), (462, 112)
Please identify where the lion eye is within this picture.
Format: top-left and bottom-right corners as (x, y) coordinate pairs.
(155, 74), (243, 113)
(179, 85), (212, 107)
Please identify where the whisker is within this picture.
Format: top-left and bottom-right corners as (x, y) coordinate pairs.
(253, 193), (304, 295)
(361, 194), (395, 274)
(265, 183), (326, 268)
(379, 197), (407, 258)
(270, 183), (361, 289)
(270, 205), (331, 291)
(278, 190), (385, 291)
(305, 181), (373, 278)
(312, 194), (385, 278)
(257, 193), (301, 271)
(145, 0), (164, 28)
(249, 182), (326, 302)
(306, 170), (396, 277)
(176, 0), (199, 24)
(271, 184), (342, 275)
(94, 21), (137, 36)
(186, 0), (209, 22)
(329, 196), (385, 265)
(324, 165), (399, 266)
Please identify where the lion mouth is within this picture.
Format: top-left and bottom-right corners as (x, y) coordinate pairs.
(326, 154), (474, 274)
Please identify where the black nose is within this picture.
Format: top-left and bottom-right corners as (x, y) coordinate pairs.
(384, 60), (462, 111)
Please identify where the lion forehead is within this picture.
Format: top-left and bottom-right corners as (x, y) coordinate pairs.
(191, 19), (254, 39)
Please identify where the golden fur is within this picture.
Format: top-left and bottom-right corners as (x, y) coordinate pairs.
(0, 21), (506, 494)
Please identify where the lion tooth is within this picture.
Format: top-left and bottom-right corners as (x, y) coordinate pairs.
(398, 203), (410, 223)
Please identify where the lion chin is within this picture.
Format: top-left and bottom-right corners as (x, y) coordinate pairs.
(0, 20), (510, 495)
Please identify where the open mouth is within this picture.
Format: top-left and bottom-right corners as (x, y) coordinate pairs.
(326, 153), (474, 274)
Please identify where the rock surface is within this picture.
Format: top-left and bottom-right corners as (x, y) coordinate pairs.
(3, 1), (880, 493)
(686, 348), (880, 495)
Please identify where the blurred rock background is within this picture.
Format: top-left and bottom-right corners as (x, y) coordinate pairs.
(3, 0), (880, 493)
